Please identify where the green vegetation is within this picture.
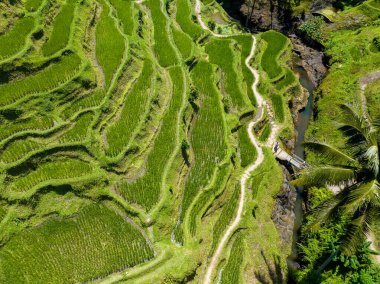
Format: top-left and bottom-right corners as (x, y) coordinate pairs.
(25, 0), (44, 12)
(206, 38), (249, 111)
(299, 2), (380, 282)
(260, 31), (288, 80)
(10, 159), (95, 193)
(105, 58), (154, 157)
(220, 233), (245, 283)
(271, 94), (285, 122)
(116, 67), (185, 209)
(0, 53), (82, 106)
(295, 188), (380, 283)
(299, 16), (327, 43)
(95, 0), (126, 85)
(0, 204), (154, 283)
(211, 183), (239, 251)
(172, 26), (194, 60)
(42, 0), (77, 56)
(179, 60), (228, 228)
(0, 17), (34, 60)
(146, 0), (178, 67)
(175, 0), (204, 39)
(108, 0), (134, 35)
(295, 104), (380, 255)
(238, 124), (256, 167)
(0, 0), (306, 282)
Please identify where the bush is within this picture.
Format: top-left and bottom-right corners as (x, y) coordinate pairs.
(299, 16), (326, 43)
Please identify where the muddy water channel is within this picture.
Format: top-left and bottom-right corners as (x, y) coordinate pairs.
(287, 56), (315, 271)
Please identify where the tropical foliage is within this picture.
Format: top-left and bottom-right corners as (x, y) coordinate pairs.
(294, 103), (380, 257)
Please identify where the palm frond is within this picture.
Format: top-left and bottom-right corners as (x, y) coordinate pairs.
(303, 141), (357, 167)
(338, 104), (372, 146)
(361, 145), (379, 176)
(343, 180), (380, 213)
(340, 208), (372, 255)
(307, 183), (360, 231)
(339, 103), (369, 132)
(308, 194), (343, 231)
(292, 166), (356, 187)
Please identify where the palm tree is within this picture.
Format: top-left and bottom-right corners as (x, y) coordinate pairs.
(293, 103), (380, 265)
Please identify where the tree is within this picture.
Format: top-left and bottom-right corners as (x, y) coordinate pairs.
(293, 103), (380, 261)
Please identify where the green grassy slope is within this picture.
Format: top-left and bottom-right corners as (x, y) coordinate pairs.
(0, 0), (300, 282)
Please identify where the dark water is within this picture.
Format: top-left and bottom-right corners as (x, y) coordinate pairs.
(287, 56), (315, 271)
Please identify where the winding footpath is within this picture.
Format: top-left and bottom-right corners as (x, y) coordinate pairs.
(195, 1), (280, 283)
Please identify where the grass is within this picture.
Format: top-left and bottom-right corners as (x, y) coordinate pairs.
(188, 163), (231, 237)
(306, 24), (380, 147)
(116, 66), (185, 210)
(261, 31), (288, 80)
(24, 0), (44, 12)
(57, 111), (93, 143)
(0, 139), (42, 164)
(368, 0), (380, 10)
(0, 204), (154, 283)
(211, 183), (239, 252)
(108, 0), (134, 35)
(259, 123), (271, 142)
(0, 115), (55, 142)
(96, 0), (126, 86)
(206, 38), (249, 111)
(146, 0), (178, 67)
(180, 60), (228, 223)
(231, 34), (257, 106)
(238, 124), (257, 168)
(175, 0), (204, 39)
(0, 17), (34, 60)
(245, 149), (287, 278)
(0, 53), (83, 106)
(172, 25), (194, 60)
(105, 58), (154, 157)
(61, 90), (104, 119)
(271, 94), (285, 123)
(42, 0), (77, 57)
(10, 158), (95, 193)
(220, 233), (245, 284)
(275, 68), (296, 90)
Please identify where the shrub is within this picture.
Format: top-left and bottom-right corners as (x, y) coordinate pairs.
(299, 16), (326, 43)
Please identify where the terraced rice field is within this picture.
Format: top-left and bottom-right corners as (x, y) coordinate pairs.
(0, 0), (302, 282)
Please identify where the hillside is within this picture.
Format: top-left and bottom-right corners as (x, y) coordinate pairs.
(0, 0), (304, 282)
(0, 0), (379, 283)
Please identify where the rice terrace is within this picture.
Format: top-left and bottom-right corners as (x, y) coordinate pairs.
(1, 0), (380, 283)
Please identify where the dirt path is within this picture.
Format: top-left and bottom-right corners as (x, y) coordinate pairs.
(195, 1), (280, 283)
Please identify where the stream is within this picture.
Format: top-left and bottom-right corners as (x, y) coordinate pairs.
(287, 55), (315, 271)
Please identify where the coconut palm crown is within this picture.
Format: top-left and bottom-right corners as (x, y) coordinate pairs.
(293, 103), (380, 256)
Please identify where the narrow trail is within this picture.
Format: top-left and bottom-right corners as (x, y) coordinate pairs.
(195, 1), (280, 282)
